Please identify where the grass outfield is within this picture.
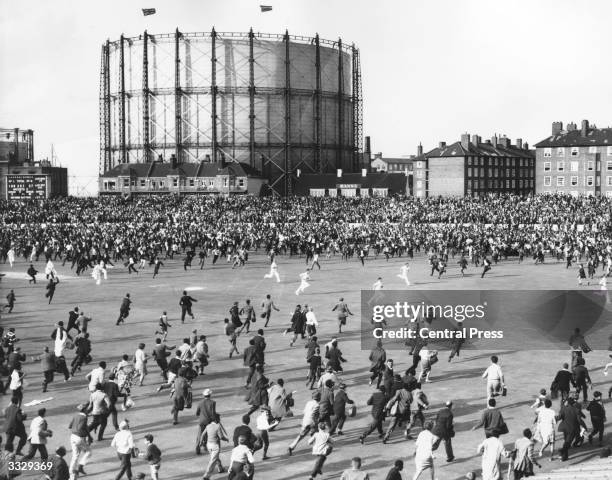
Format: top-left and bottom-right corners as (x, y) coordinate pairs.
(1, 252), (611, 480)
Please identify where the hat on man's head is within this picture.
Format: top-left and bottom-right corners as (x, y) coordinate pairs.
(77, 403), (88, 412)
(203, 388), (212, 397)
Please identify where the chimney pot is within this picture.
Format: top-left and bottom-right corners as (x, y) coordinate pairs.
(438, 141), (446, 149)
(516, 138), (523, 149)
(581, 119), (589, 137)
(460, 133), (471, 150)
(417, 143), (423, 156)
(552, 122), (563, 136)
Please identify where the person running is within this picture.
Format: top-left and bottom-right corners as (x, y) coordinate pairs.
(3, 290), (16, 313)
(27, 264), (38, 284)
(296, 270), (311, 296)
(397, 262), (411, 286)
(155, 312), (171, 341)
(535, 398), (557, 460)
(481, 257), (492, 278)
(307, 422), (332, 480)
(116, 293), (132, 326)
(179, 291), (197, 323)
(458, 256), (468, 276)
(45, 277), (60, 304)
(261, 294), (280, 328)
(224, 318), (240, 358)
(264, 260), (281, 283)
(482, 355), (505, 401)
(152, 257), (164, 278)
(332, 298), (353, 334)
(412, 421), (437, 480)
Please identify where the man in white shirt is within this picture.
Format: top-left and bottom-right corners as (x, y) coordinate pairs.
(111, 420), (135, 480)
(134, 343), (148, 386)
(482, 355), (505, 401)
(306, 307), (319, 338)
(536, 398), (557, 460)
(86, 361), (107, 392)
(23, 408), (50, 461)
(413, 421), (438, 480)
(229, 436), (254, 479)
(288, 391), (321, 455)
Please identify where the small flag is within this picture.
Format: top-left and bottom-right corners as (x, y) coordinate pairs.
(260, 5), (272, 12)
(142, 8), (156, 16)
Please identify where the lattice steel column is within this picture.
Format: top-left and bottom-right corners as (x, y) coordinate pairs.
(174, 28), (182, 163)
(248, 28), (256, 168)
(315, 34), (322, 173)
(211, 28), (218, 164)
(284, 30), (292, 196)
(337, 38), (344, 171)
(119, 35), (127, 164)
(99, 42), (111, 173)
(142, 31), (151, 163)
(352, 45), (363, 171)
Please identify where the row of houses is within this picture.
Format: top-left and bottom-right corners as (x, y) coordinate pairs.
(98, 119), (612, 198)
(368, 119), (612, 198)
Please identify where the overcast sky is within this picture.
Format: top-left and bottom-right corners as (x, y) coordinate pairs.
(1, 0), (611, 193)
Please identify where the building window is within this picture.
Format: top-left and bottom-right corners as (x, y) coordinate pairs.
(189, 179), (195, 187)
(238, 178), (245, 187)
(123, 178), (129, 187)
(570, 161), (579, 172)
(416, 161), (423, 168)
(544, 176), (552, 187)
(159, 181), (164, 188)
(172, 178), (178, 187)
(556, 176), (565, 187)
(607, 161), (612, 171)
(416, 170), (423, 178)
(589, 146), (597, 154)
(223, 178), (228, 187)
(309, 188), (325, 197)
(543, 148), (551, 157)
(570, 176), (578, 186)
(607, 176), (612, 187)
(140, 179), (145, 187)
(571, 147), (579, 156)
(556, 147), (565, 156)
(557, 161), (565, 172)
(607, 146), (612, 156)
(587, 160), (594, 171)
(586, 176), (594, 186)
(543, 162), (551, 172)
(209, 180), (213, 186)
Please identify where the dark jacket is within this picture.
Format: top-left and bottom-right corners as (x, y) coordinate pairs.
(385, 388), (412, 416)
(432, 406), (454, 438)
(475, 407), (506, 437)
(196, 398), (217, 426)
(4, 404), (26, 433)
(290, 310), (306, 334)
(553, 369), (575, 392)
(573, 365), (591, 385)
(40, 352), (56, 372)
(332, 389), (352, 415)
(319, 386), (334, 418)
(367, 391), (388, 419)
(103, 381), (124, 406)
(326, 346), (346, 372)
(384, 466), (403, 480)
(68, 413), (89, 437)
(49, 454), (70, 480)
(369, 346), (386, 369)
(243, 346), (258, 367)
(232, 424), (255, 448)
(558, 404), (582, 435)
(586, 400), (606, 421)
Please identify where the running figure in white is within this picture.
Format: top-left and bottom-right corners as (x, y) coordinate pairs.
(264, 260), (281, 283)
(91, 263), (103, 285)
(397, 262), (411, 286)
(373, 277), (384, 290)
(295, 270), (311, 295)
(45, 260), (57, 280)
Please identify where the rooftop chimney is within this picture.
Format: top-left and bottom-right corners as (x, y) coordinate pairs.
(438, 141), (446, 149)
(460, 133), (471, 150)
(552, 121), (563, 136)
(499, 135), (510, 148)
(516, 138), (523, 149)
(170, 154), (177, 169)
(472, 134), (481, 146)
(524, 142), (529, 150)
(365, 136), (371, 159)
(417, 143), (423, 156)
(581, 119), (589, 137)
(491, 135), (498, 148)
(567, 122), (577, 132)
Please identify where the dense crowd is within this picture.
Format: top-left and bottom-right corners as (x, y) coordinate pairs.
(1, 194), (611, 272)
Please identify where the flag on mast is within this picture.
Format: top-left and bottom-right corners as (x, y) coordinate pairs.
(142, 8), (156, 16)
(260, 5), (272, 12)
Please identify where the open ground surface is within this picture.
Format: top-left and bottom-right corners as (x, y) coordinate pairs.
(2, 252), (612, 480)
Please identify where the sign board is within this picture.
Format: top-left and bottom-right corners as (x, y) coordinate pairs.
(6, 175), (47, 200)
(336, 184), (361, 189)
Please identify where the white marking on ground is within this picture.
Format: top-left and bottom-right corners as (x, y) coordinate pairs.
(184, 286), (205, 291)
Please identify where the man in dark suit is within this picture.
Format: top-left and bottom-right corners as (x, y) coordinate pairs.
(330, 383), (354, 435)
(252, 330), (266, 366)
(4, 396), (27, 455)
(179, 291), (197, 323)
(472, 398), (507, 438)
(558, 397), (584, 461)
(326, 340), (347, 372)
(48, 446), (70, 480)
(116, 293), (131, 325)
(572, 358), (591, 402)
(318, 379), (335, 429)
(243, 339), (258, 387)
(432, 401), (455, 462)
(359, 386), (388, 444)
(195, 389), (217, 455)
(232, 415), (256, 449)
(553, 363), (575, 404)
(103, 373), (127, 431)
